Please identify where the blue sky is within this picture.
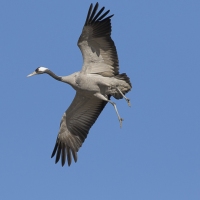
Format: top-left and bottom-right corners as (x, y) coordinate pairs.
(0, 0), (200, 199)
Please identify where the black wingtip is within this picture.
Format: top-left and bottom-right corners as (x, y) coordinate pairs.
(89, 2), (99, 22)
(51, 141), (58, 158)
(72, 151), (78, 163)
(51, 140), (78, 167)
(67, 148), (72, 166)
(61, 143), (66, 167)
(55, 145), (61, 164)
(85, 2), (113, 26)
(85, 3), (93, 25)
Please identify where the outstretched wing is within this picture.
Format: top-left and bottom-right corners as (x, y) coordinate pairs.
(51, 92), (109, 166)
(78, 2), (119, 77)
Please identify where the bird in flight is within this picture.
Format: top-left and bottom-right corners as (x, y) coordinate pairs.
(27, 2), (132, 166)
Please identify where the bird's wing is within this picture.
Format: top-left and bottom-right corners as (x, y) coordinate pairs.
(78, 2), (119, 77)
(51, 92), (109, 166)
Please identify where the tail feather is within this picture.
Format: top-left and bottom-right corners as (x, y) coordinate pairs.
(115, 73), (132, 89)
(112, 73), (132, 99)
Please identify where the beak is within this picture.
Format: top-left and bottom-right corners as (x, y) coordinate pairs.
(27, 71), (37, 77)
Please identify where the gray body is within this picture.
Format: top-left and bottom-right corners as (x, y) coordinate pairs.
(27, 3), (132, 166)
(63, 72), (130, 97)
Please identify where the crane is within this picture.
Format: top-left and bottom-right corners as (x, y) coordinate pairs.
(27, 2), (132, 166)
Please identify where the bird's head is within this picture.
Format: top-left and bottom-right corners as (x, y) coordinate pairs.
(27, 67), (49, 77)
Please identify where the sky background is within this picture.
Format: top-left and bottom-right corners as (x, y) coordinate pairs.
(0, 0), (200, 199)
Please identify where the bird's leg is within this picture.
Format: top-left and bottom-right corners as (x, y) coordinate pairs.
(109, 101), (123, 128)
(116, 87), (131, 107)
(94, 93), (123, 127)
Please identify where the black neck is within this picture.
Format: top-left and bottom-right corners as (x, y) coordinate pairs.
(46, 70), (62, 81)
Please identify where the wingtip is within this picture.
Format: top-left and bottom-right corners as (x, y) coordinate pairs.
(55, 146), (61, 163)
(84, 2), (113, 26)
(70, 148), (77, 162)
(62, 162), (65, 167)
(51, 142), (58, 158)
(85, 3), (93, 25)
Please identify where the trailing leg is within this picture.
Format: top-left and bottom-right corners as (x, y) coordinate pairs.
(94, 93), (123, 127)
(116, 87), (131, 107)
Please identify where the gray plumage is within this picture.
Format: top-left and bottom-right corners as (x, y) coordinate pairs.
(27, 2), (132, 167)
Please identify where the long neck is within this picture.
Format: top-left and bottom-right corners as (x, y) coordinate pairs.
(45, 70), (62, 81)
(45, 69), (76, 86)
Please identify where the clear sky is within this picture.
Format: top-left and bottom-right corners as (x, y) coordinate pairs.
(0, 0), (200, 199)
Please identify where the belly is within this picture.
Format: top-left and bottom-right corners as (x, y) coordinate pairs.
(75, 74), (100, 92)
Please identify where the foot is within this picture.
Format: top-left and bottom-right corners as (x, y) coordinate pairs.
(126, 98), (131, 107)
(119, 118), (124, 128)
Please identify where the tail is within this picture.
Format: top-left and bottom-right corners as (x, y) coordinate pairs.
(115, 73), (132, 91)
(112, 73), (132, 99)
